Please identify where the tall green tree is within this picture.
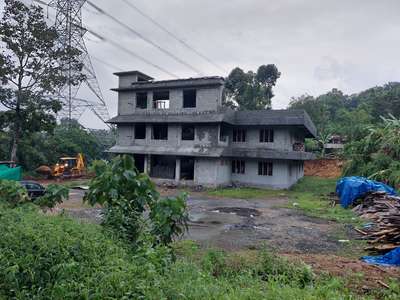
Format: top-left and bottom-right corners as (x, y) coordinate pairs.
(224, 65), (281, 110)
(0, 0), (84, 162)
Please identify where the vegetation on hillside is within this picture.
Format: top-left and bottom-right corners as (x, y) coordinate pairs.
(344, 115), (400, 188)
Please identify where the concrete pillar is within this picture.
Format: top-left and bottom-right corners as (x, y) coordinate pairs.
(144, 155), (150, 175)
(175, 157), (181, 182)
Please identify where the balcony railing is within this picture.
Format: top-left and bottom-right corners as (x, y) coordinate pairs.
(293, 142), (305, 152)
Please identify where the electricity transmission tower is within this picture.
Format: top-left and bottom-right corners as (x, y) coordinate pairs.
(47, 0), (111, 126)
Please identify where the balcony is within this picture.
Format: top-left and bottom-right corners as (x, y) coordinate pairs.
(293, 142), (305, 152)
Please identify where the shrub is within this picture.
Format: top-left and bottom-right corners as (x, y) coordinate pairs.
(84, 155), (188, 247)
(34, 184), (69, 210)
(150, 194), (189, 245)
(256, 250), (314, 288)
(0, 180), (29, 207)
(0, 206), (163, 299)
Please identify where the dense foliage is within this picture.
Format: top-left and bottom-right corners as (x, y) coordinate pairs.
(0, 0), (84, 162)
(84, 155), (189, 247)
(289, 83), (400, 139)
(0, 121), (115, 172)
(0, 180), (29, 207)
(0, 206), (382, 299)
(344, 115), (400, 188)
(225, 65), (281, 110)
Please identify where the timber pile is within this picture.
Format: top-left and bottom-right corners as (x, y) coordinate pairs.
(352, 192), (400, 252)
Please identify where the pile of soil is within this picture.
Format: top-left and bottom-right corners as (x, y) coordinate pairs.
(304, 159), (344, 178)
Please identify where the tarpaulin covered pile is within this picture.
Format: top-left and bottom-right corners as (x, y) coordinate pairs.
(0, 165), (22, 181)
(362, 247), (400, 267)
(336, 176), (397, 208)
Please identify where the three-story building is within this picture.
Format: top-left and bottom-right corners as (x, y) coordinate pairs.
(108, 71), (316, 189)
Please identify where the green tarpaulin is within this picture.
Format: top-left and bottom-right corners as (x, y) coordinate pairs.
(0, 165), (22, 181)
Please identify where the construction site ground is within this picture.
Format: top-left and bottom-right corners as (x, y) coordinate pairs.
(44, 179), (400, 294)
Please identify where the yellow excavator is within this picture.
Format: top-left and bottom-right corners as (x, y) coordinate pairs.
(36, 153), (86, 179)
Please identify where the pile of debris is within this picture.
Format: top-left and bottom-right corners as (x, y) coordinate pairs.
(352, 192), (400, 252)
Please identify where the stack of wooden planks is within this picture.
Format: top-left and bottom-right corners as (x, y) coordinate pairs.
(353, 192), (400, 253)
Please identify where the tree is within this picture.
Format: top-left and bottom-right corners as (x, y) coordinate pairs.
(224, 65), (281, 110)
(0, 0), (84, 162)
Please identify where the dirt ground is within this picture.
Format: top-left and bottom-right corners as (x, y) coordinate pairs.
(62, 188), (345, 254)
(304, 159), (344, 178)
(59, 187), (400, 294)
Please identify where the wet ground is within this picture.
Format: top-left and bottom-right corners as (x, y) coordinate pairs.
(61, 189), (344, 254)
(186, 196), (342, 253)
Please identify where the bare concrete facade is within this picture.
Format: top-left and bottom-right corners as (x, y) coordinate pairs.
(109, 71), (317, 189)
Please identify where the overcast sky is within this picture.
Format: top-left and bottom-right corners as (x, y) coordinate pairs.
(2, 0), (400, 128)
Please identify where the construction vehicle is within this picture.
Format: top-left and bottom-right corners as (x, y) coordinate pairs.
(36, 153), (86, 179)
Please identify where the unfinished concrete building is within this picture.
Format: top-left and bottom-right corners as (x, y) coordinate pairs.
(108, 71), (317, 189)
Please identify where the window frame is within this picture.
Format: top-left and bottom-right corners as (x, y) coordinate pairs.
(136, 92), (148, 109)
(181, 124), (195, 141)
(135, 123), (146, 140)
(232, 160), (246, 174)
(152, 124), (168, 140)
(183, 89), (197, 108)
(232, 128), (247, 143)
(260, 128), (274, 143)
(258, 161), (273, 176)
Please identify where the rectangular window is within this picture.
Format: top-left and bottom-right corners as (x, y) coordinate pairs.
(233, 129), (246, 142)
(232, 160), (245, 174)
(260, 129), (274, 143)
(135, 123), (146, 139)
(153, 91), (170, 109)
(152, 124), (168, 140)
(258, 161), (273, 176)
(181, 125), (195, 140)
(136, 92), (147, 109)
(183, 89), (196, 108)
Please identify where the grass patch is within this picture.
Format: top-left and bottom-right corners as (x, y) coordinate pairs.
(207, 187), (287, 199)
(206, 177), (361, 226)
(287, 177), (362, 226)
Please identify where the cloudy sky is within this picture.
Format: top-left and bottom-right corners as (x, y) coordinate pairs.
(2, 0), (400, 128)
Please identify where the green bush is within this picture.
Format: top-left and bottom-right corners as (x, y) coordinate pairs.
(34, 184), (69, 209)
(0, 206), (391, 299)
(84, 155), (188, 247)
(0, 180), (29, 207)
(256, 250), (314, 288)
(0, 206), (165, 299)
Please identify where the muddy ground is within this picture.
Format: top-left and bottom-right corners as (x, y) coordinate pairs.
(62, 189), (344, 253)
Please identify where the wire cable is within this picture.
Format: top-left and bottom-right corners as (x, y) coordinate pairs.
(85, 26), (179, 78)
(120, 0), (226, 73)
(86, 0), (204, 76)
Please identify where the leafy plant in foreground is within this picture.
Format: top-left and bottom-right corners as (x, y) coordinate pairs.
(34, 184), (69, 210)
(84, 155), (188, 247)
(0, 180), (29, 207)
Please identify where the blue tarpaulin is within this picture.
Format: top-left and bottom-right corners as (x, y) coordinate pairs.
(336, 177), (397, 208)
(362, 247), (400, 267)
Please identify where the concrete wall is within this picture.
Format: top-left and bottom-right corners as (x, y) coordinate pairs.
(117, 86), (223, 115)
(229, 127), (295, 151)
(120, 124), (219, 148)
(193, 158), (231, 186)
(231, 159), (301, 189)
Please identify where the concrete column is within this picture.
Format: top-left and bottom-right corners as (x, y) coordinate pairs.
(144, 155), (150, 175)
(175, 157), (181, 182)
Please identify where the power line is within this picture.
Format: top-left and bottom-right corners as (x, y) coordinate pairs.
(86, 0), (204, 76)
(89, 54), (124, 72)
(33, 0), (179, 78)
(120, 0), (226, 73)
(85, 26), (179, 78)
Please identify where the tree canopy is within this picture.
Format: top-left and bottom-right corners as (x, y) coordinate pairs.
(224, 65), (281, 110)
(0, 0), (84, 162)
